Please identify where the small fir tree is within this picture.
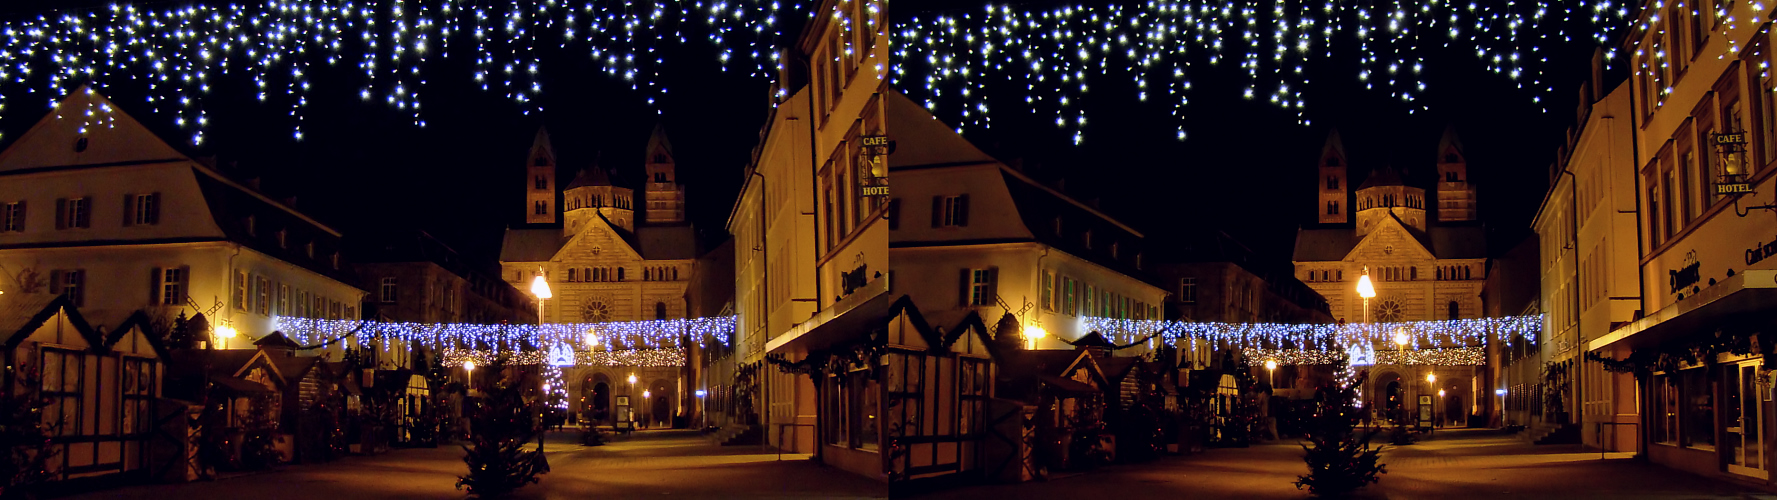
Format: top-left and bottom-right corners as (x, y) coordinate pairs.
(456, 362), (548, 498)
(1295, 359), (1386, 497)
(0, 360), (58, 500)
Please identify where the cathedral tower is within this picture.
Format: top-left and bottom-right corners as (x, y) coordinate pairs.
(1436, 125), (1477, 221)
(525, 127), (558, 225)
(1318, 129), (1350, 224)
(563, 159), (636, 235)
(1354, 165), (1428, 237)
(643, 124), (686, 224)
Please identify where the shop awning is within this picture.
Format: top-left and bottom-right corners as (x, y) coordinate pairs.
(765, 276), (893, 355)
(1591, 269), (1777, 352)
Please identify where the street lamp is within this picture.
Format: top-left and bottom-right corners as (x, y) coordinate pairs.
(530, 269), (553, 452)
(1024, 324), (1047, 350)
(1356, 266), (1376, 323)
(1264, 359), (1278, 388)
(464, 360), (476, 391)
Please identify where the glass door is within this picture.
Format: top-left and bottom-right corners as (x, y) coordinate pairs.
(1727, 361), (1767, 479)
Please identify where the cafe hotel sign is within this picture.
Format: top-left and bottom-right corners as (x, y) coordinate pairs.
(858, 135), (894, 197)
(1713, 131), (1754, 194)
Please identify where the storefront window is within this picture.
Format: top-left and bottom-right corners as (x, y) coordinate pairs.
(854, 371), (879, 451)
(1682, 368), (1715, 449)
(826, 375), (848, 446)
(1653, 374), (1679, 444)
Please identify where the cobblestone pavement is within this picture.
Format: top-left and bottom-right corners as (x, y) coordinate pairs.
(63, 429), (887, 500)
(910, 428), (1777, 500)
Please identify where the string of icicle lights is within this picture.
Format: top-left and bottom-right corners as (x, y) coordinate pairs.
(275, 316), (734, 354)
(1241, 347), (1487, 366)
(1085, 314), (1542, 350)
(897, 0), (1637, 143)
(0, 0), (1635, 145)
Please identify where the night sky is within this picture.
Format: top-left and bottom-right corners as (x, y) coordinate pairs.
(0, 0), (1611, 269)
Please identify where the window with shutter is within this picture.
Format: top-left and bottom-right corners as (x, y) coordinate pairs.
(1041, 272), (1053, 311)
(1, 201), (23, 232)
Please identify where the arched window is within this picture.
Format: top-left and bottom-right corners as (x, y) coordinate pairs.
(673, 267), (679, 280)
(568, 268), (577, 282)
(655, 302), (667, 320)
(1410, 267), (1417, 280)
(1327, 201), (1339, 214)
(1436, 267), (1444, 280)
(534, 201), (547, 215)
(618, 267), (625, 281)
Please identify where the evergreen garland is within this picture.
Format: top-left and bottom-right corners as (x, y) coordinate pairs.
(1585, 329), (1777, 376)
(1295, 358), (1386, 497)
(456, 360), (548, 498)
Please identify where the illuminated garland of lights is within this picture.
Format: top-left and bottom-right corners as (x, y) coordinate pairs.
(1241, 347), (1487, 366)
(1086, 315), (1540, 350)
(441, 347), (686, 368)
(276, 316), (734, 353)
(0, 0), (1640, 145)
(542, 364), (567, 409)
(896, 0), (1635, 142)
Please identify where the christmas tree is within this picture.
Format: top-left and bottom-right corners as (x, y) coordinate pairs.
(456, 362), (548, 498)
(0, 359), (57, 499)
(1294, 358), (1386, 497)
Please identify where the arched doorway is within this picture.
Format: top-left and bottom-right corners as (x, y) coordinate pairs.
(1385, 380), (1403, 424)
(584, 372), (611, 423)
(1446, 394), (1464, 427)
(649, 380), (674, 428)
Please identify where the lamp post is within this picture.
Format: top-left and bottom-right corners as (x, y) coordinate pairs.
(1264, 359), (1277, 388)
(1356, 266), (1376, 323)
(1426, 373), (1437, 432)
(529, 270), (551, 453)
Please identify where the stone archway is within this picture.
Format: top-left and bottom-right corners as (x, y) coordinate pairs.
(577, 370), (614, 423)
(648, 379), (675, 428)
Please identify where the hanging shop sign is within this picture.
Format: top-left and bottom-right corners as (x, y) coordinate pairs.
(1668, 251), (1701, 295)
(858, 135), (894, 198)
(1713, 132), (1753, 194)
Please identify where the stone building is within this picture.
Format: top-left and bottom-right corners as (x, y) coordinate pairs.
(0, 88), (366, 353)
(1293, 127), (1488, 425)
(1589, 0), (1777, 483)
(500, 125), (697, 428)
(350, 229), (536, 326)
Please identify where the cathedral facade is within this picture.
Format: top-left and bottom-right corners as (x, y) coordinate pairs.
(1293, 127), (1489, 424)
(500, 125), (697, 427)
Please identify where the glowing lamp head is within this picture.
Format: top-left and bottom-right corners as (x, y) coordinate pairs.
(643, 390), (652, 399)
(628, 374), (637, 384)
(530, 272), (552, 300)
(214, 324), (238, 340)
(1355, 267), (1376, 299)
(464, 360), (476, 373)
(584, 333), (600, 347)
(1495, 389), (1507, 396)
(696, 389), (707, 398)
(1393, 329), (1410, 347)
(1025, 324), (1047, 341)
(1426, 373), (1437, 384)
(1264, 360), (1277, 371)
(1438, 389), (1446, 397)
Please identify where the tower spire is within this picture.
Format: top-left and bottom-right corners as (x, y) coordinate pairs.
(1317, 128), (1349, 224)
(643, 122), (685, 224)
(525, 127), (557, 224)
(1436, 124), (1477, 221)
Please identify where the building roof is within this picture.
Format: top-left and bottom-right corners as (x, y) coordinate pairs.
(1293, 228), (1359, 262)
(530, 127), (556, 166)
(500, 227), (570, 262)
(0, 293), (61, 342)
(254, 331), (304, 349)
(565, 166), (614, 189)
(645, 122), (675, 161)
(192, 168), (359, 286)
(1320, 129), (1346, 163)
(1294, 220), (1487, 262)
(635, 223), (697, 260)
(1436, 124), (1466, 163)
(1357, 164), (1405, 190)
